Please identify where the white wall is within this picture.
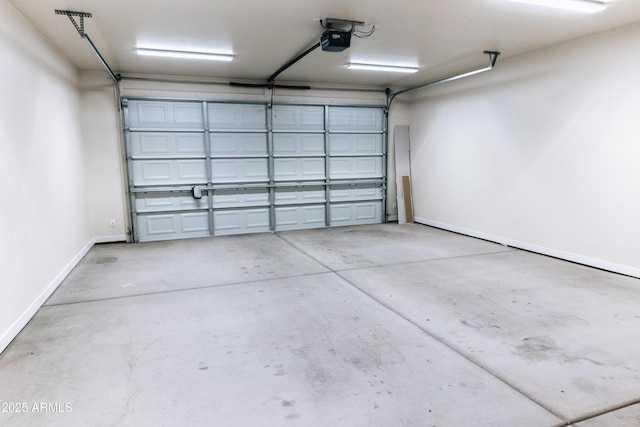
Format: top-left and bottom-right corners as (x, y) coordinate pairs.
(0, 1), (95, 351)
(79, 71), (128, 241)
(409, 23), (640, 278)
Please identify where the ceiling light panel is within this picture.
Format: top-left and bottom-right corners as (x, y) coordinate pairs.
(506, 0), (607, 13)
(137, 48), (233, 61)
(347, 63), (419, 73)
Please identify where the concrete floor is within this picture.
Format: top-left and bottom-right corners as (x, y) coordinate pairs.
(1, 224), (640, 426)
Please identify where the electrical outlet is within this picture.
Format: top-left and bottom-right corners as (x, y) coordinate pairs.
(110, 219), (116, 227)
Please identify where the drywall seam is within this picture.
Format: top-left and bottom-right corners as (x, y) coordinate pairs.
(0, 238), (95, 355)
(415, 217), (640, 280)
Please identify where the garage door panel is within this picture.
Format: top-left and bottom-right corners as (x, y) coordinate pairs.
(244, 210), (271, 230)
(178, 160), (209, 179)
(329, 157), (383, 179)
(273, 134), (325, 155)
(174, 105), (204, 125)
(330, 185), (383, 202)
(133, 103), (168, 126)
(353, 202), (382, 222)
(132, 160), (208, 186)
(272, 105), (324, 130)
(210, 133), (267, 156)
(213, 209), (270, 235)
(275, 187), (325, 205)
(328, 107), (383, 131)
(129, 101), (204, 129)
(141, 214), (176, 235)
(330, 201), (382, 226)
(133, 160), (171, 184)
(208, 104), (266, 130)
(212, 189), (270, 208)
(130, 133), (205, 158)
(274, 158), (325, 181)
(329, 134), (383, 155)
(275, 205), (326, 231)
(137, 212), (210, 241)
(211, 159), (269, 183)
(182, 212), (210, 232)
(135, 192), (210, 213)
(126, 100), (385, 242)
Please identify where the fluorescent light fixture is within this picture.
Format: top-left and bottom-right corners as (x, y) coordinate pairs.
(347, 63), (419, 73)
(137, 48), (233, 62)
(506, 0), (607, 13)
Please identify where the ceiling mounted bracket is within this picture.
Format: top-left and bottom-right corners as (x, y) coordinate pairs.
(484, 50), (501, 67)
(54, 9), (121, 83)
(321, 18), (366, 31)
(54, 9), (92, 37)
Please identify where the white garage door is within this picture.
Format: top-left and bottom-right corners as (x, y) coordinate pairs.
(124, 99), (386, 242)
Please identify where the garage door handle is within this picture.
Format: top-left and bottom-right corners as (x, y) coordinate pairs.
(191, 186), (202, 200)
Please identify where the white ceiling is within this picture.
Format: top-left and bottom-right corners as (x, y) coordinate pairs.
(9, 0), (640, 89)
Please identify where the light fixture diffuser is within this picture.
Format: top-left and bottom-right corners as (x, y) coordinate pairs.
(347, 63), (419, 73)
(506, 0), (607, 13)
(137, 48), (233, 62)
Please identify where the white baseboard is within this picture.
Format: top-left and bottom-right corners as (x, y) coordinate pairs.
(414, 217), (640, 279)
(94, 234), (127, 244)
(0, 236), (109, 354)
